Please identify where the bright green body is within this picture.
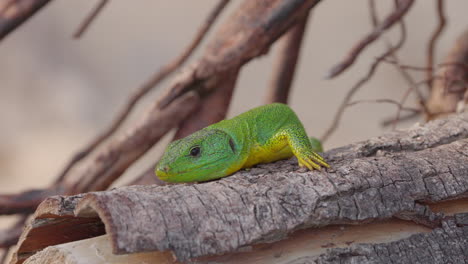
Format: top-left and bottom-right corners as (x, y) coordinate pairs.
(156, 103), (329, 183)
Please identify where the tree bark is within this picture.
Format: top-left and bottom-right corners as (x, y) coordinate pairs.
(299, 215), (468, 264)
(9, 112), (468, 264)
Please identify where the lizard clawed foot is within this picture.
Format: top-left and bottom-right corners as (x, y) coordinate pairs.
(297, 151), (330, 171)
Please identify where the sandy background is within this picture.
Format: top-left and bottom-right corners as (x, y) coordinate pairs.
(1, 1), (467, 229)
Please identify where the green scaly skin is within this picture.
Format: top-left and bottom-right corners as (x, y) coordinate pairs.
(156, 103), (329, 183)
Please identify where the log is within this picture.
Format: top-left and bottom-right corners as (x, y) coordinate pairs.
(19, 213), (468, 264)
(9, 112), (468, 263)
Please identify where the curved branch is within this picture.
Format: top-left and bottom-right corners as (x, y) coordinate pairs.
(267, 13), (310, 104)
(326, 0), (414, 79)
(426, 0), (446, 89)
(0, 0), (51, 41)
(73, 0), (109, 38)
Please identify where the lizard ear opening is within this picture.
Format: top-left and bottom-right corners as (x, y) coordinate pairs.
(229, 138), (236, 153)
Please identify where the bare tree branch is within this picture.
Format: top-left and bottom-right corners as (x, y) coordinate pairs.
(0, 0), (51, 41)
(73, 0), (109, 39)
(427, 28), (468, 120)
(174, 68), (239, 140)
(426, 0), (447, 89)
(320, 17), (407, 143)
(267, 13), (310, 104)
(326, 0), (414, 79)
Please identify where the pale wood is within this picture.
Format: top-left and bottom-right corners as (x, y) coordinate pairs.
(23, 235), (173, 264)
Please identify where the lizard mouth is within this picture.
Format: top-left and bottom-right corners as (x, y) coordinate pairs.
(156, 157), (232, 182)
(155, 168), (170, 181)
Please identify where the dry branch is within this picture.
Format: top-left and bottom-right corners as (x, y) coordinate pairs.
(320, 30), (405, 143)
(427, 28), (468, 120)
(0, 0), (51, 40)
(426, 0), (446, 89)
(73, 0), (109, 38)
(326, 0), (414, 78)
(157, 0), (322, 109)
(9, 112), (468, 263)
(267, 13), (310, 104)
(173, 68), (239, 140)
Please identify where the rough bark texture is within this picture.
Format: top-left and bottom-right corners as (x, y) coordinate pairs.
(10, 113), (468, 263)
(291, 215), (468, 264)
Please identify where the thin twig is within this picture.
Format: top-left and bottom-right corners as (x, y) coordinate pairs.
(426, 0), (446, 89)
(267, 12), (310, 104)
(0, 185), (63, 215)
(347, 98), (420, 113)
(54, 0), (230, 185)
(0, 0), (51, 41)
(326, 0), (414, 79)
(368, 0), (378, 27)
(321, 2), (408, 143)
(371, 0), (426, 128)
(73, 0), (109, 39)
(383, 25), (429, 126)
(321, 48), (395, 142)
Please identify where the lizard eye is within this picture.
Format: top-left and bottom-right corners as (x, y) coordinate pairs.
(189, 146), (201, 157)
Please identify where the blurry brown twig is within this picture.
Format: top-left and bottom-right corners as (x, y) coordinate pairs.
(267, 13), (310, 104)
(427, 28), (468, 120)
(73, 0), (109, 39)
(0, 187), (62, 215)
(326, 0), (414, 79)
(321, 47), (397, 142)
(426, 0), (446, 89)
(347, 98), (420, 112)
(174, 68), (239, 139)
(0, 0), (51, 41)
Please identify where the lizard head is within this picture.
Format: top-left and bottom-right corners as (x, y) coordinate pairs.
(155, 129), (237, 183)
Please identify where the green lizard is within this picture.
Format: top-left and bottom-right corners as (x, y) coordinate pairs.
(156, 103), (329, 183)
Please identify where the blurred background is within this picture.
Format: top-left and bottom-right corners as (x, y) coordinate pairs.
(1, 1), (467, 228)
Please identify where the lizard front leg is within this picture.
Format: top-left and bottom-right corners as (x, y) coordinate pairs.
(282, 127), (329, 170)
